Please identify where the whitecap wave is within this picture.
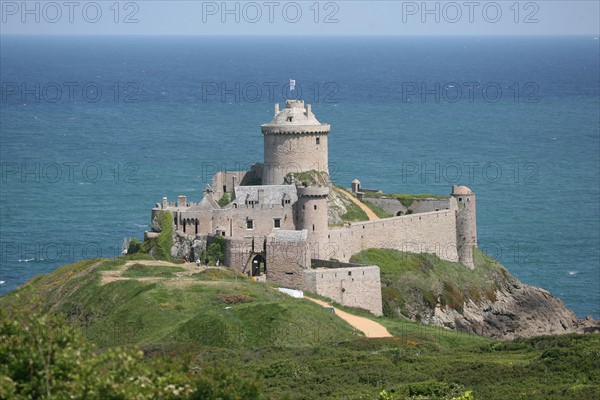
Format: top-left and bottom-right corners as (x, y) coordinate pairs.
(18, 258), (34, 262)
(568, 271), (578, 276)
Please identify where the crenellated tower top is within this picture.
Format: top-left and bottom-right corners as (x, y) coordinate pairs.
(261, 100), (331, 185)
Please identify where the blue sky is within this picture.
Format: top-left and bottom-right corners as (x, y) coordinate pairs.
(1, 1), (599, 35)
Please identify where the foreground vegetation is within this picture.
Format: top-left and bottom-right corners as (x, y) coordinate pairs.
(2, 255), (599, 399)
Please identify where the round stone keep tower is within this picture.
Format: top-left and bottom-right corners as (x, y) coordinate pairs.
(296, 184), (329, 259)
(451, 185), (477, 269)
(261, 100), (331, 185)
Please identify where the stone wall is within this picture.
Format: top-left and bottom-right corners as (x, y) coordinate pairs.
(266, 231), (310, 290)
(211, 164), (263, 198)
(212, 204), (296, 237)
(304, 264), (383, 316)
(363, 197), (453, 217)
(224, 236), (267, 274)
(327, 210), (459, 263)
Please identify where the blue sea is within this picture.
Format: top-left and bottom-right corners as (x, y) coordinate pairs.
(1, 36), (598, 319)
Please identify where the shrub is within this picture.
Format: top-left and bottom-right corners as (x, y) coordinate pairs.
(127, 237), (142, 254)
(139, 211), (173, 260)
(0, 302), (265, 399)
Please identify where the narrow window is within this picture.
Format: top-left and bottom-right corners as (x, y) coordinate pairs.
(312, 224), (315, 231)
(246, 219), (254, 230)
(287, 116), (293, 122)
(348, 271), (351, 276)
(274, 218), (281, 229)
(316, 137), (320, 145)
(302, 205), (305, 211)
(314, 205), (317, 210)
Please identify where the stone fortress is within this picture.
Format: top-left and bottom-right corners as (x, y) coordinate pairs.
(148, 100), (477, 316)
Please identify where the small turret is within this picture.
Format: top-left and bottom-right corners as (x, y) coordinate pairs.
(351, 179), (361, 194)
(451, 185), (477, 269)
(295, 184), (329, 259)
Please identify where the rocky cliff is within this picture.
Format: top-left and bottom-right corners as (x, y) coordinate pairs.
(350, 248), (599, 340)
(424, 278), (599, 340)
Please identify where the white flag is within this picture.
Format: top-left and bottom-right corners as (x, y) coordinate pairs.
(289, 79), (296, 91)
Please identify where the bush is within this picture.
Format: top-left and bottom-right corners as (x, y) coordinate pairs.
(139, 211), (173, 260)
(127, 237), (142, 254)
(206, 235), (226, 264)
(0, 302), (266, 399)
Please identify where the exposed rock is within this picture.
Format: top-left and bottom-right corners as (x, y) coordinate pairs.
(412, 279), (599, 340)
(327, 186), (363, 226)
(170, 231), (207, 261)
(151, 213), (163, 232)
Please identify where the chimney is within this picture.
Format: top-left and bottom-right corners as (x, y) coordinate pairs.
(306, 104), (312, 117)
(274, 103), (280, 116)
(162, 197), (168, 208)
(177, 195), (187, 207)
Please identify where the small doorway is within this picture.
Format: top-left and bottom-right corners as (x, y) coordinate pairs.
(251, 254), (266, 277)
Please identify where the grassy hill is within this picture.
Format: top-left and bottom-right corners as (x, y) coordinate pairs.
(350, 248), (511, 319)
(2, 254), (599, 399)
(0, 255), (357, 349)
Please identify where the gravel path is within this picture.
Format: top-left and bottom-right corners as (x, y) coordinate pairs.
(305, 297), (392, 338)
(337, 187), (379, 221)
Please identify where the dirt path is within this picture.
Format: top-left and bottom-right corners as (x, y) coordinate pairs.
(338, 187), (379, 221)
(305, 297), (392, 338)
(100, 260), (225, 286)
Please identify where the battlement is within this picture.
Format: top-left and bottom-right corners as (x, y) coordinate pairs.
(261, 100), (330, 135)
(296, 185), (329, 197)
(261, 101), (330, 185)
(286, 99), (305, 109)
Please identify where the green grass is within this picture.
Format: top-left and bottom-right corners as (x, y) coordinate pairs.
(340, 202), (369, 222)
(331, 185), (370, 222)
(191, 268), (248, 281)
(350, 248), (511, 318)
(1, 258), (358, 349)
(287, 170), (329, 185)
(137, 211), (173, 260)
(177, 333), (600, 400)
(362, 200), (393, 218)
(363, 192), (450, 208)
(217, 191), (232, 207)
(2, 255), (599, 399)
(121, 264), (185, 278)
